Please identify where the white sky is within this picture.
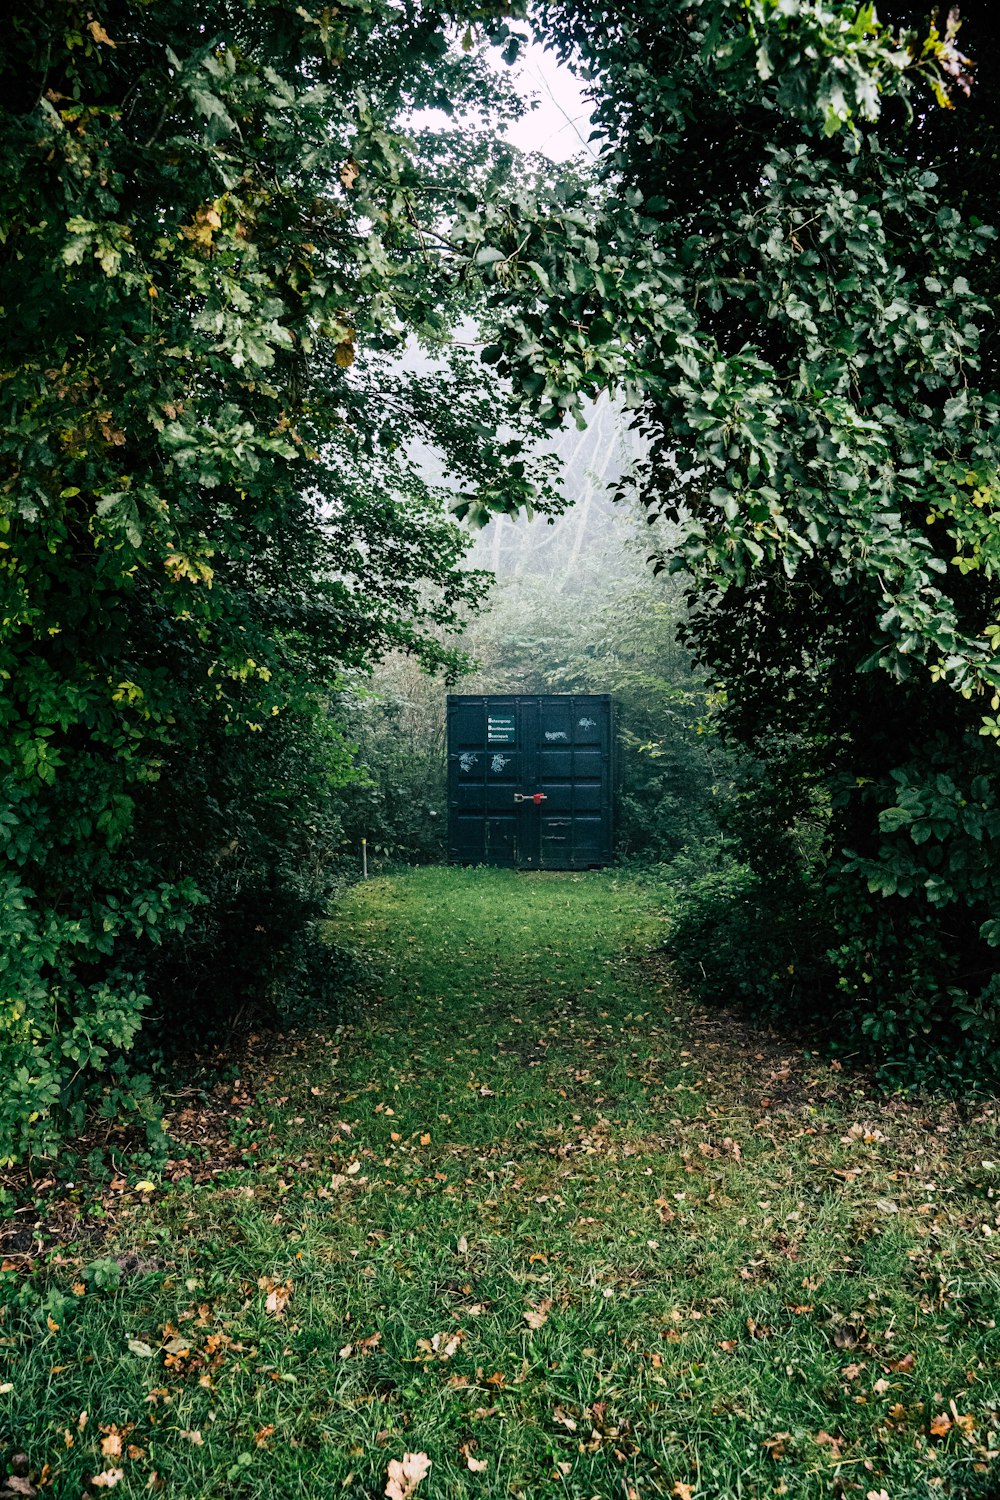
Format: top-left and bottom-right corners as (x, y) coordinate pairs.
(409, 40), (596, 165)
(504, 41), (597, 163)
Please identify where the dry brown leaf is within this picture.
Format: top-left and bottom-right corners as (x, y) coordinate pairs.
(459, 1443), (487, 1474)
(889, 1351), (915, 1373)
(672, 1483), (696, 1500)
(87, 20), (116, 45)
(416, 1329), (464, 1361)
(340, 160), (359, 190)
(384, 1452), (431, 1500)
(179, 1430), (203, 1446)
(100, 1433), (123, 1459)
(523, 1298), (552, 1330)
(930, 1413), (951, 1437)
(91, 1472), (125, 1490)
(254, 1426), (275, 1448)
(259, 1277), (292, 1316)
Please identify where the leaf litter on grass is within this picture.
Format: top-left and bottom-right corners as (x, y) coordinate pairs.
(1, 868), (999, 1499)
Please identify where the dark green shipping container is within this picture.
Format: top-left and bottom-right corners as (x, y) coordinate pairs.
(447, 694), (614, 869)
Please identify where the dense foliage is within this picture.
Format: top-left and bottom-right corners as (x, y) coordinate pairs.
(5, 0), (1000, 1174)
(0, 0), (557, 1162)
(464, 1), (1000, 1081)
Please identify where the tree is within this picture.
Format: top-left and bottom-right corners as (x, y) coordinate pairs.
(0, 0), (553, 1162)
(469, 1), (1000, 1079)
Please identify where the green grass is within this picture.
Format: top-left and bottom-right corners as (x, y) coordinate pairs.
(3, 867), (1000, 1498)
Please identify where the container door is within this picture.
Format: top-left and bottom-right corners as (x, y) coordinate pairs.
(448, 694), (613, 869)
(535, 695), (612, 869)
(447, 696), (522, 866)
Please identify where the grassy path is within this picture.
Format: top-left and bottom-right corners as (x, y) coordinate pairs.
(3, 868), (1000, 1499)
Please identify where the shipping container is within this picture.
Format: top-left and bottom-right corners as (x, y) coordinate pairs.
(447, 694), (614, 869)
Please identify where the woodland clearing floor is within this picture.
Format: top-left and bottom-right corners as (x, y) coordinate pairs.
(2, 867), (1000, 1500)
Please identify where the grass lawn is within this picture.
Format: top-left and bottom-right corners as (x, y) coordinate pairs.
(2, 867), (1000, 1499)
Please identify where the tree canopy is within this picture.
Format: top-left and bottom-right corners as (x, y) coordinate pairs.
(467, 1), (1000, 1077)
(0, 0), (552, 1162)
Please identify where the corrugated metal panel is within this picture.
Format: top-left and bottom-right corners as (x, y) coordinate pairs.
(447, 694), (614, 869)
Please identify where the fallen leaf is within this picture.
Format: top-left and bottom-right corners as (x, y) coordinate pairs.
(524, 1299), (552, 1330)
(179, 1431), (203, 1446)
(930, 1413), (951, 1437)
(254, 1426), (275, 1448)
(457, 1236), (469, 1254)
(127, 1340), (154, 1359)
(459, 1443), (487, 1473)
(672, 1483), (695, 1500)
(416, 1330), (464, 1361)
(91, 1472), (125, 1490)
(552, 1405), (577, 1431)
(385, 1452), (431, 1500)
(873, 1378), (890, 1394)
(260, 1277), (292, 1316)
(889, 1351), (915, 1374)
(419, 1133), (431, 1146)
(762, 1432), (791, 1458)
(100, 1433), (123, 1459)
